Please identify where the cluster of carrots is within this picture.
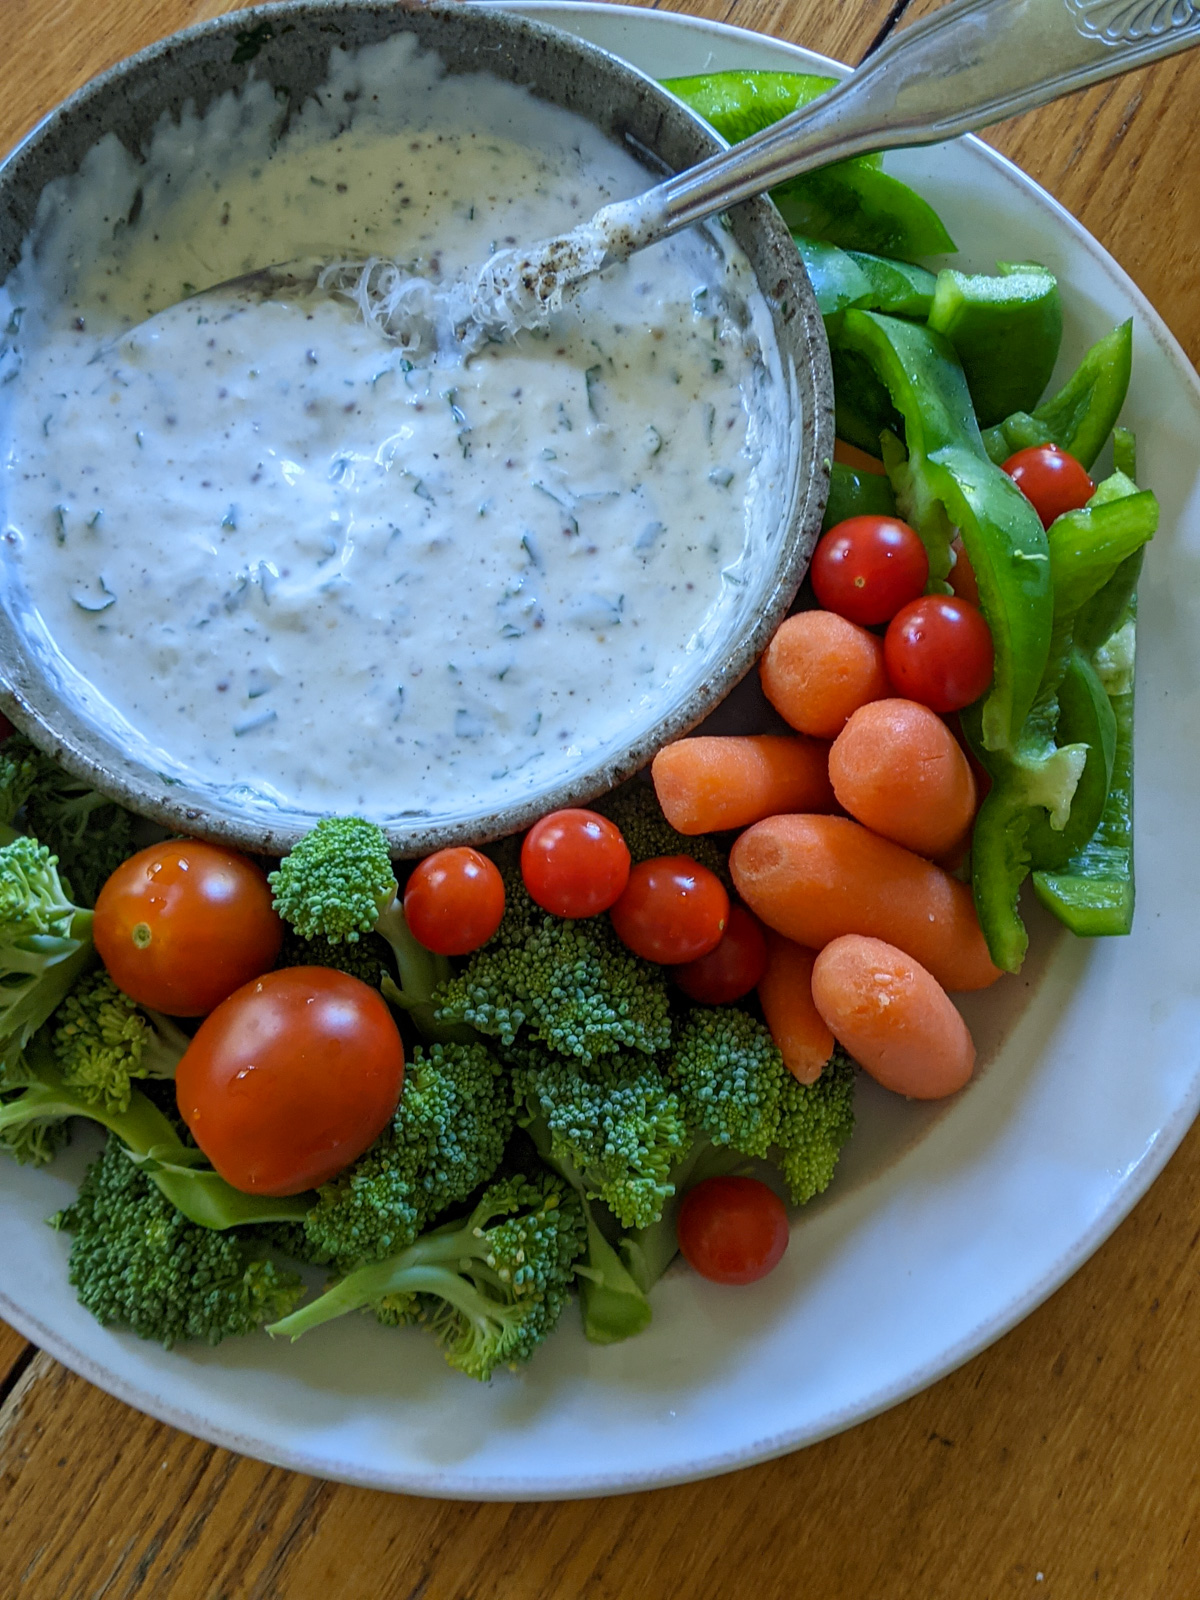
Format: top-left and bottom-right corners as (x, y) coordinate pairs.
(652, 606), (1000, 1101)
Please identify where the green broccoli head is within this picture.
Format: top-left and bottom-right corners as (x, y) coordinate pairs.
(271, 1170), (586, 1381)
(303, 1040), (517, 1269)
(667, 1005), (785, 1158)
(269, 817), (396, 943)
(434, 869), (672, 1065)
(0, 835), (95, 1071)
(276, 925), (387, 989)
(593, 780), (732, 888)
(4, 735), (136, 905)
(54, 1134), (305, 1347)
(517, 1045), (690, 1230)
(775, 1046), (857, 1204)
(0, 737), (39, 831)
(51, 970), (188, 1116)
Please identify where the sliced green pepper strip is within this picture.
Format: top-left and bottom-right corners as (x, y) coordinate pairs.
(981, 320), (1133, 467)
(1025, 650), (1116, 871)
(847, 251), (937, 317)
(822, 461), (897, 530)
(927, 263), (1062, 427)
(1113, 425), (1137, 479)
(831, 345), (904, 455)
(835, 310), (1051, 752)
(664, 72), (955, 260)
(792, 236), (874, 319)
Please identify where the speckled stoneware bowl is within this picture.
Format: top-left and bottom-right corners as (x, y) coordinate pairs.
(0, 0), (832, 857)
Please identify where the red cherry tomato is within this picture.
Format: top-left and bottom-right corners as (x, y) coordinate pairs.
(1002, 444), (1095, 529)
(884, 595), (995, 714)
(677, 1175), (789, 1285)
(175, 967), (405, 1196)
(521, 808), (631, 919)
(673, 905), (768, 1003)
(810, 515), (930, 627)
(609, 855), (729, 965)
(404, 847), (505, 956)
(94, 840), (284, 1016)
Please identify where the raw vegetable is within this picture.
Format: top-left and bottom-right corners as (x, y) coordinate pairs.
(520, 809), (631, 918)
(673, 905), (767, 1005)
(51, 969), (189, 1116)
(1002, 443), (1096, 528)
(823, 460), (897, 529)
(927, 263), (1062, 426)
(94, 840), (283, 1016)
(0, 834), (95, 1076)
(981, 320), (1133, 469)
(756, 932), (834, 1086)
(810, 514), (930, 626)
(0, 733), (134, 905)
(403, 846), (506, 956)
(650, 734), (833, 835)
(175, 967), (406, 1196)
(609, 856), (729, 965)
(759, 610), (890, 738)
(883, 594), (995, 714)
(676, 1175), (789, 1286)
(811, 936), (975, 1100)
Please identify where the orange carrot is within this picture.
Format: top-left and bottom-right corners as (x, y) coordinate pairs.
(833, 439), (888, 476)
(811, 935), (975, 1100)
(651, 734), (834, 835)
(759, 611), (890, 738)
(757, 930), (834, 1085)
(730, 813), (1001, 992)
(828, 698), (977, 859)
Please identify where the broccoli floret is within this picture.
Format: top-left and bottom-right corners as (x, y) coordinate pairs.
(270, 817), (464, 1040)
(54, 1135), (305, 1347)
(594, 780), (732, 887)
(3, 734), (135, 904)
(775, 1046), (857, 1204)
(270, 1171), (586, 1380)
(276, 925), (387, 989)
(515, 1044), (690, 1230)
(668, 1007), (857, 1203)
(668, 1006), (785, 1157)
(51, 970), (189, 1115)
(0, 835), (95, 1076)
(0, 738), (38, 836)
(434, 868), (672, 1065)
(303, 1040), (516, 1269)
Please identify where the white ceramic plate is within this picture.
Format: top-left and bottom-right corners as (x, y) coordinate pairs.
(3, 3), (1199, 1500)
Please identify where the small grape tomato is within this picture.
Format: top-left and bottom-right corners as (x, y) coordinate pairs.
(810, 515), (930, 627)
(608, 855), (729, 965)
(175, 967), (405, 1196)
(673, 904), (767, 1003)
(404, 847), (505, 956)
(94, 839), (284, 1016)
(521, 808), (631, 919)
(884, 595), (995, 714)
(1002, 444), (1095, 529)
(677, 1175), (789, 1286)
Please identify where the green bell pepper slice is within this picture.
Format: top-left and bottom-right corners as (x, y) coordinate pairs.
(794, 235), (937, 326)
(664, 71), (956, 260)
(835, 310), (1052, 753)
(927, 263), (1062, 428)
(1025, 650), (1116, 872)
(982, 320), (1133, 468)
(848, 251), (937, 317)
(822, 461), (897, 530)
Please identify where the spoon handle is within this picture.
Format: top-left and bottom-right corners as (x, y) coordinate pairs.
(613, 0), (1200, 250)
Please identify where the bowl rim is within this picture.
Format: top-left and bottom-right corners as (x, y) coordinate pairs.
(0, 0), (833, 858)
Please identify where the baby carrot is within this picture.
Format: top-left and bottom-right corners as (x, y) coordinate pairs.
(651, 734), (834, 835)
(828, 698), (977, 859)
(759, 610), (890, 738)
(811, 935), (975, 1100)
(730, 813), (1001, 992)
(757, 930), (834, 1085)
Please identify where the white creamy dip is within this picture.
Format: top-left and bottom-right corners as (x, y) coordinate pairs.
(0, 35), (789, 825)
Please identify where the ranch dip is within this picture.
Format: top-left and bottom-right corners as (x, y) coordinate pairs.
(0, 35), (789, 826)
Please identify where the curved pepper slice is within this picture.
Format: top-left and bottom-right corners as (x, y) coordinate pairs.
(982, 320), (1132, 468)
(927, 263), (1062, 428)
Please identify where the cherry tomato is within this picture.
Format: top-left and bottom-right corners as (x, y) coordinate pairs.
(884, 595), (995, 714)
(521, 808), (631, 919)
(176, 968), (404, 1196)
(1002, 444), (1095, 529)
(677, 1175), (789, 1286)
(810, 515), (930, 627)
(608, 855), (729, 965)
(94, 840), (283, 1016)
(673, 904), (767, 1003)
(404, 847), (505, 956)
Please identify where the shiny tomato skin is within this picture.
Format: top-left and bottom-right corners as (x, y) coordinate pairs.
(673, 904), (768, 1003)
(175, 967), (405, 1196)
(884, 595), (995, 714)
(404, 847), (505, 956)
(1002, 444), (1095, 529)
(520, 809), (631, 918)
(608, 855), (729, 965)
(811, 515), (930, 626)
(94, 840), (284, 1016)
(677, 1176), (789, 1286)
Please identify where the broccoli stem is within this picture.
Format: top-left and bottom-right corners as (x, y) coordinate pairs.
(1, 913), (95, 1071)
(376, 897), (474, 1043)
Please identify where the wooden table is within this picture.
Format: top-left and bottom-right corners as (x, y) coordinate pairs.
(2, 2), (1199, 1594)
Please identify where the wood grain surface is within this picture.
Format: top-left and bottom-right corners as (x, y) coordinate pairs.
(2, 1), (1199, 1595)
